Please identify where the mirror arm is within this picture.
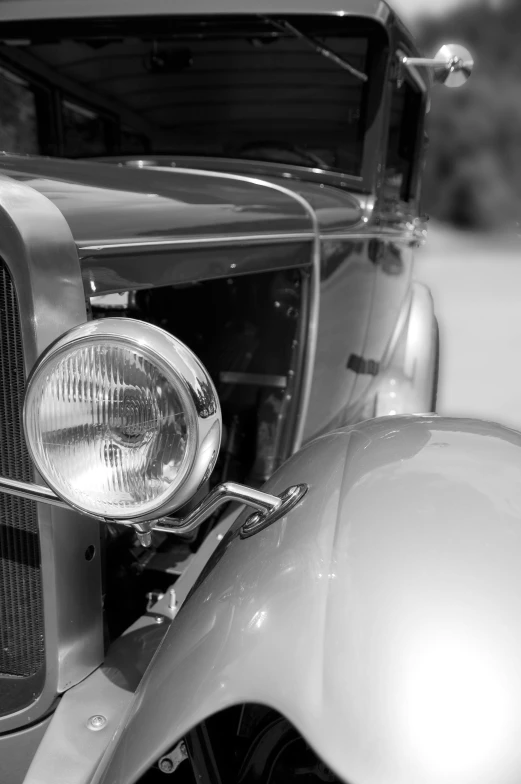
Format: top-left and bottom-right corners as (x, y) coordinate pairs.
(397, 47), (473, 88)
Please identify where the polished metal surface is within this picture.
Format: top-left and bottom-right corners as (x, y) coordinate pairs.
(23, 618), (170, 784)
(302, 236), (376, 441)
(110, 155), (374, 203)
(0, 715), (51, 783)
(346, 282), (438, 424)
(83, 239), (312, 297)
(372, 283), (437, 417)
(0, 174), (103, 733)
(97, 415), (521, 784)
(0, 475), (70, 509)
(403, 44), (474, 88)
(240, 483), (308, 538)
(153, 483), (282, 535)
(24, 317), (222, 522)
(0, 156), (314, 250)
(0, 0), (390, 23)
(78, 232), (315, 255)
(134, 164), (321, 457)
(0, 259), (44, 696)
(0, 473), (300, 542)
(347, 237), (415, 421)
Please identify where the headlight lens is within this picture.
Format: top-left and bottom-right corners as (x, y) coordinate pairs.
(24, 319), (221, 521)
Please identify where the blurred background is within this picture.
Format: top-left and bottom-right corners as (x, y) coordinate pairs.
(394, 0), (521, 430)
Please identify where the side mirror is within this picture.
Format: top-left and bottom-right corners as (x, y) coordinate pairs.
(400, 44), (474, 88)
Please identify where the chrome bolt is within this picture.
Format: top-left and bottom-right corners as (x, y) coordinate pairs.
(87, 714), (107, 731)
(159, 757), (175, 774)
(136, 530), (152, 548)
(158, 740), (188, 775)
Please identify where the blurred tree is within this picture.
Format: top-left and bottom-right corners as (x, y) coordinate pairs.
(417, 0), (521, 230)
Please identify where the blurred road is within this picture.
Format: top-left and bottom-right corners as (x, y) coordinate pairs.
(415, 223), (521, 431)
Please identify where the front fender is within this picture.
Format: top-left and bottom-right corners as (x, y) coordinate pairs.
(99, 415), (521, 784)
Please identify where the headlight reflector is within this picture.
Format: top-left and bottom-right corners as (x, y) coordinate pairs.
(24, 319), (221, 521)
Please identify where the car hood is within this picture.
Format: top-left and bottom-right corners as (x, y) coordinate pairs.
(95, 415), (521, 784)
(0, 154), (365, 253)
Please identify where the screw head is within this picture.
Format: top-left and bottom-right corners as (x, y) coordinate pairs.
(87, 714), (107, 731)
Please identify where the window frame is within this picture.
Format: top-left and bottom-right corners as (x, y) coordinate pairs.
(381, 46), (429, 205)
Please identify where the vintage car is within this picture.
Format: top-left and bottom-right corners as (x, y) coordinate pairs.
(0, 2), (483, 784)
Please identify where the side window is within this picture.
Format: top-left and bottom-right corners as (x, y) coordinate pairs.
(0, 66), (40, 154)
(120, 126), (149, 155)
(62, 99), (108, 157)
(384, 74), (423, 202)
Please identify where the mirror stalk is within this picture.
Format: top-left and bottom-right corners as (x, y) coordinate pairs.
(397, 44), (474, 88)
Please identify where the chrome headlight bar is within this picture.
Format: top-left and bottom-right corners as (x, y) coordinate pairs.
(4, 318), (307, 545)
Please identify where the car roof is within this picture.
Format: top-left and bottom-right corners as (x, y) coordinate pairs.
(0, 0), (391, 23)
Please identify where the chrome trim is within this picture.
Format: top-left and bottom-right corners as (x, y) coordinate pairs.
(322, 225), (427, 245)
(24, 318), (222, 523)
(401, 45), (473, 88)
(79, 226), (424, 258)
(153, 482), (283, 535)
(0, 173), (103, 732)
(77, 232), (315, 256)
(113, 154), (364, 192)
(0, 0), (391, 23)
(0, 475), (69, 509)
(240, 483), (308, 538)
(0, 474), (308, 543)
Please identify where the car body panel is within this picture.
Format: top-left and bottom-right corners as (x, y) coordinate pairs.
(0, 0), (391, 23)
(0, 155), (315, 248)
(0, 716), (52, 784)
(96, 415), (521, 784)
(0, 156), (380, 439)
(303, 237), (376, 440)
(349, 238), (414, 410)
(0, 174), (103, 735)
(98, 157), (370, 232)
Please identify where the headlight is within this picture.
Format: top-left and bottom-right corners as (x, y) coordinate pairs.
(24, 318), (221, 522)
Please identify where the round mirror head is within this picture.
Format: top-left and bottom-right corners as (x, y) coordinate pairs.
(434, 44), (474, 87)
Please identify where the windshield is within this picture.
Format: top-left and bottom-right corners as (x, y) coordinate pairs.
(0, 15), (386, 177)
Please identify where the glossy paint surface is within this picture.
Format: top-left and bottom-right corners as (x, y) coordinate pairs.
(349, 237), (415, 413)
(98, 414), (521, 784)
(0, 0), (388, 22)
(0, 155), (313, 248)
(24, 618), (171, 784)
(0, 174), (103, 733)
(303, 237), (376, 440)
(107, 158), (368, 232)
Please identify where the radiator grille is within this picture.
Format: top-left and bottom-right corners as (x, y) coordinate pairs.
(0, 260), (44, 677)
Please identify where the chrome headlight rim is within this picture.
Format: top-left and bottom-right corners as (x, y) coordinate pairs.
(23, 317), (221, 523)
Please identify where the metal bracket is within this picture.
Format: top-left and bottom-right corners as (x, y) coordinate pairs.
(0, 474), (308, 548)
(240, 484), (308, 538)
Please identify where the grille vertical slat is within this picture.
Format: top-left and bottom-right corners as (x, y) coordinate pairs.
(0, 260), (44, 677)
